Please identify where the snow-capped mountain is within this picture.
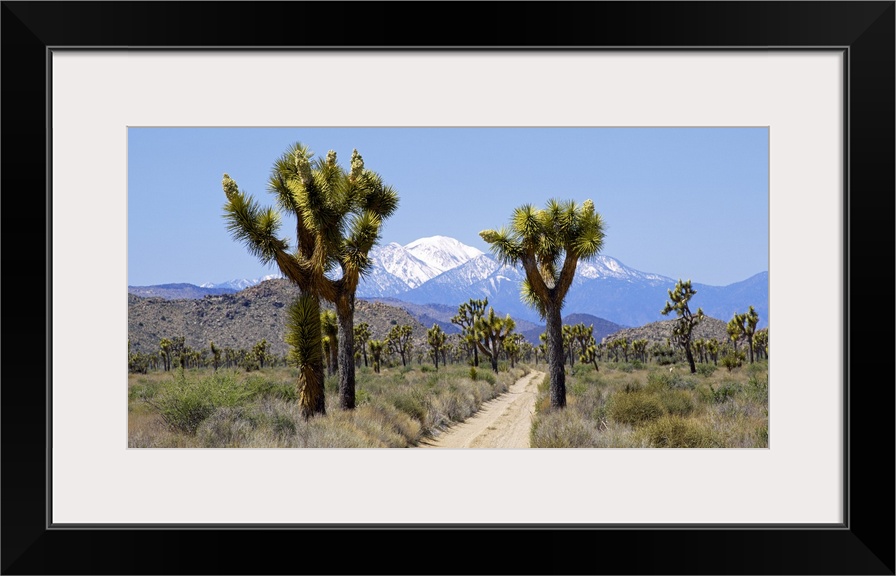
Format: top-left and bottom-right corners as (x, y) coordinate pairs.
(367, 242), (441, 289)
(577, 255), (672, 283)
(200, 274), (282, 291)
(130, 234), (767, 329)
(404, 236), (484, 274)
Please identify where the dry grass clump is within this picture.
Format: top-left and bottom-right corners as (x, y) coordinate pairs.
(529, 408), (600, 447)
(636, 414), (722, 448)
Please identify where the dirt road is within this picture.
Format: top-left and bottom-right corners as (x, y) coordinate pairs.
(418, 369), (545, 448)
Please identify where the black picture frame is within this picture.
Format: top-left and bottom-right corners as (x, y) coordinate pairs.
(2, 2), (893, 574)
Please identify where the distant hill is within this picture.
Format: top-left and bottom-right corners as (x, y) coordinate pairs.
(602, 316), (730, 346)
(128, 279), (428, 358)
(127, 283), (237, 300)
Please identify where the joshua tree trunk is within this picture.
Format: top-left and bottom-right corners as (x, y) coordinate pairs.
(336, 293), (356, 410)
(545, 302), (566, 409)
(685, 345), (697, 374)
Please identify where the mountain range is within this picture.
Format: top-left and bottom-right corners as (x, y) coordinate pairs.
(128, 235), (768, 330)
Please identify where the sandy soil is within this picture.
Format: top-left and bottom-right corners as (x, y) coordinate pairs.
(418, 369), (545, 449)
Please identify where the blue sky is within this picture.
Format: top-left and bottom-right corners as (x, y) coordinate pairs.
(128, 127), (768, 287)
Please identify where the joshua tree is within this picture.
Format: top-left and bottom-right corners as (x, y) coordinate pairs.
(253, 338), (269, 369)
(159, 338), (172, 372)
(320, 310), (339, 376)
(368, 339), (385, 373)
(481, 198), (605, 408)
(754, 328), (769, 360)
(451, 298), (488, 367)
(661, 279), (705, 374)
(727, 313), (745, 354)
(209, 342), (221, 372)
(473, 307), (516, 373)
(285, 294), (324, 412)
(426, 324), (447, 370)
(562, 325), (576, 369)
(223, 143), (397, 416)
(354, 322), (371, 368)
(569, 323), (597, 370)
(706, 339), (720, 365)
(742, 306), (760, 363)
(632, 338), (649, 363)
(387, 324), (414, 367)
(503, 333), (525, 369)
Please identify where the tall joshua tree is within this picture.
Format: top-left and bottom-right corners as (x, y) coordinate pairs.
(661, 279), (705, 374)
(481, 198), (605, 409)
(223, 143), (397, 417)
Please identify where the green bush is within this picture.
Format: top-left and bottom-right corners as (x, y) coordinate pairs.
(607, 390), (664, 425)
(659, 389), (695, 416)
(702, 381), (739, 404)
(721, 351), (745, 371)
(745, 373), (769, 403)
(149, 373), (251, 435)
(696, 363), (717, 377)
(392, 391), (428, 424)
(469, 367), (478, 381)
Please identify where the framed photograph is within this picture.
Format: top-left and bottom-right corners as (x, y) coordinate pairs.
(3, 2), (892, 574)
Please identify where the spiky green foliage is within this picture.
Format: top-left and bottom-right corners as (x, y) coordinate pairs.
(481, 198), (605, 409)
(661, 279), (705, 374)
(285, 294), (324, 419)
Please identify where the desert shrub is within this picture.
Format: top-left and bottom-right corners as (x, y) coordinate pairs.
(498, 361), (509, 373)
(530, 409), (599, 448)
(745, 373), (769, 403)
(659, 389), (695, 416)
(607, 390), (664, 425)
(469, 367), (478, 381)
(617, 363), (635, 373)
(243, 374), (296, 402)
(701, 381), (739, 404)
(392, 390), (429, 424)
(355, 389), (372, 406)
(721, 351), (746, 371)
(480, 371), (496, 385)
(148, 372), (251, 435)
(630, 360), (645, 370)
(638, 415), (720, 447)
(421, 365), (433, 373)
(746, 361), (768, 376)
(696, 363), (717, 377)
(196, 407), (258, 447)
(569, 379), (589, 397)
